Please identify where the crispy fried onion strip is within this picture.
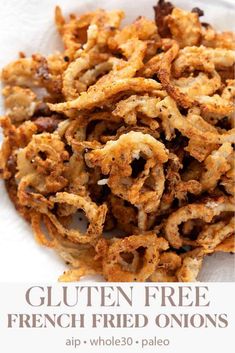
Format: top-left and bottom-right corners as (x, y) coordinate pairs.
(200, 143), (233, 191)
(59, 268), (99, 282)
(151, 96), (234, 159)
(159, 153), (202, 213)
(150, 251), (182, 282)
(176, 255), (203, 282)
(166, 7), (202, 48)
(16, 133), (69, 194)
(113, 95), (175, 140)
(21, 190), (107, 245)
(1, 57), (40, 87)
(2, 86), (37, 123)
(202, 25), (235, 50)
(158, 41), (223, 108)
(48, 38), (166, 113)
(171, 71), (221, 99)
(109, 195), (138, 234)
(113, 94), (166, 126)
(164, 197), (235, 248)
(157, 39), (195, 109)
(101, 234), (169, 281)
(0, 116), (37, 179)
(56, 240), (103, 281)
(49, 77), (162, 113)
(173, 46), (235, 77)
(85, 131), (169, 212)
(220, 151), (235, 196)
(55, 7), (124, 58)
(45, 192), (107, 244)
(31, 212), (56, 248)
(108, 16), (158, 50)
(197, 217), (234, 253)
(215, 235), (235, 253)
(62, 52), (111, 100)
(198, 79), (235, 120)
(61, 9), (127, 100)
(163, 97), (235, 158)
(1, 55), (63, 95)
(183, 115), (220, 162)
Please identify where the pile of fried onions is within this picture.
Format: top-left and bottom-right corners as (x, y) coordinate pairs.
(0, 0), (234, 282)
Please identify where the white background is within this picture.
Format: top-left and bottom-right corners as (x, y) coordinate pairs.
(0, 283), (234, 353)
(0, 0), (234, 282)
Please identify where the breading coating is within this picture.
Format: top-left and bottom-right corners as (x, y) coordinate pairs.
(101, 233), (169, 282)
(165, 197), (235, 248)
(85, 131), (168, 212)
(166, 8), (202, 48)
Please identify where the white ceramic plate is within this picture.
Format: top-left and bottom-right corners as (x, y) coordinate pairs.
(0, 0), (234, 282)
